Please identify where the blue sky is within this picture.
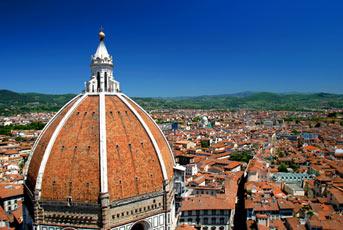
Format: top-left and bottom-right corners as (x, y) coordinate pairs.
(0, 0), (342, 96)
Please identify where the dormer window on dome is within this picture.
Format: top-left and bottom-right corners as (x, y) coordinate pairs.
(86, 29), (120, 93)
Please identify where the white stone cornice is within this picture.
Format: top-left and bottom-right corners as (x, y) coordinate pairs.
(122, 94), (176, 165)
(118, 94), (168, 181)
(24, 95), (82, 179)
(99, 92), (109, 193)
(84, 92), (122, 96)
(35, 94), (88, 197)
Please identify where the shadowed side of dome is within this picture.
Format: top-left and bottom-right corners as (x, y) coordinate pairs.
(25, 95), (82, 194)
(41, 95), (101, 202)
(123, 95), (175, 180)
(105, 95), (165, 202)
(25, 95), (102, 203)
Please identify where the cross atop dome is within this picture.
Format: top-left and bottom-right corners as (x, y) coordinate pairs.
(85, 28), (120, 93)
(99, 26), (105, 41)
(94, 27), (110, 60)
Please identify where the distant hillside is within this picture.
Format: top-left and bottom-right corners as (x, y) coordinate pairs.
(0, 90), (75, 116)
(133, 92), (343, 111)
(0, 90), (342, 115)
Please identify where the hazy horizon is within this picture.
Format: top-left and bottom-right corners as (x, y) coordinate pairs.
(1, 88), (342, 98)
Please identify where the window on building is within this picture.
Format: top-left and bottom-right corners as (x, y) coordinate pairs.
(67, 197), (72, 206)
(97, 72), (100, 90)
(211, 217), (216, 224)
(104, 72), (108, 91)
(204, 210), (208, 215)
(204, 218), (208, 224)
(219, 218), (225, 224)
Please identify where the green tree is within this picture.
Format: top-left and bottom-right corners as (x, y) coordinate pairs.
(201, 140), (209, 148)
(0, 122), (45, 136)
(15, 136), (25, 142)
(278, 163), (288, 172)
(307, 210), (314, 217)
(192, 116), (201, 122)
(308, 168), (319, 176)
(278, 151), (285, 158)
(230, 151), (253, 163)
(289, 162), (300, 172)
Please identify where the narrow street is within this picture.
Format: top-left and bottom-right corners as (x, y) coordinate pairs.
(233, 175), (247, 230)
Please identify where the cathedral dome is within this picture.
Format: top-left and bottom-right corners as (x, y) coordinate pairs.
(24, 30), (177, 230)
(25, 93), (174, 202)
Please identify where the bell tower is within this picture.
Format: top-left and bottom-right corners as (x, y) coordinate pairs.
(86, 28), (120, 93)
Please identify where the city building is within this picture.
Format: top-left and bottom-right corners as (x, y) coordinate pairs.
(179, 195), (235, 230)
(0, 183), (23, 213)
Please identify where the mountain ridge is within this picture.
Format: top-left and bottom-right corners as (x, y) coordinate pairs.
(0, 89), (342, 116)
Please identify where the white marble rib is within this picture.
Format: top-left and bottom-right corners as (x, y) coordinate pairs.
(122, 94), (176, 165)
(35, 94), (87, 196)
(99, 92), (108, 193)
(118, 94), (168, 181)
(23, 94), (81, 179)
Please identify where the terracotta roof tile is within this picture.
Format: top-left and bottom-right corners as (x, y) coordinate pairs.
(26, 94), (175, 203)
(176, 224), (197, 230)
(26, 96), (80, 192)
(41, 95), (100, 202)
(106, 96), (164, 201)
(125, 96), (174, 180)
(180, 194), (235, 211)
(0, 184), (23, 199)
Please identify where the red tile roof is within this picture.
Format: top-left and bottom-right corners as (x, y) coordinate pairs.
(176, 224), (197, 230)
(181, 194), (235, 211)
(0, 184), (23, 199)
(26, 94), (175, 203)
